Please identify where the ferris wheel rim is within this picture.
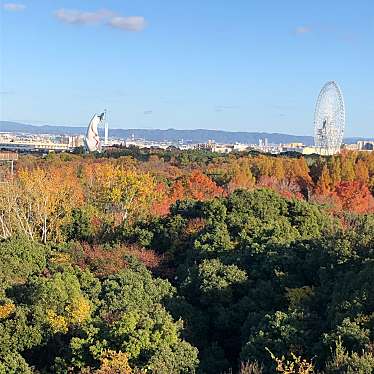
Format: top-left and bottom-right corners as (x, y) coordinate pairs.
(313, 81), (345, 155)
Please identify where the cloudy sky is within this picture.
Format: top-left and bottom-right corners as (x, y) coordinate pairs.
(1, 0), (373, 136)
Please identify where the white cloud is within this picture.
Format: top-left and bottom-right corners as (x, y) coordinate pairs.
(215, 105), (239, 112)
(54, 8), (147, 32)
(108, 16), (146, 32)
(295, 26), (311, 34)
(3, 3), (26, 12)
(54, 9), (114, 25)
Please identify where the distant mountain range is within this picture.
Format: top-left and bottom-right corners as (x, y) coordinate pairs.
(0, 121), (372, 145)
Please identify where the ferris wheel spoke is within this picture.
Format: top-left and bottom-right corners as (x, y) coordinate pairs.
(314, 81), (345, 155)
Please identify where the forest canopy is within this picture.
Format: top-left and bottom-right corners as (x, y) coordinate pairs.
(0, 148), (374, 373)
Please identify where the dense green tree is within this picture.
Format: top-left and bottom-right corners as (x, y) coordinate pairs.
(64, 207), (94, 242)
(0, 238), (48, 291)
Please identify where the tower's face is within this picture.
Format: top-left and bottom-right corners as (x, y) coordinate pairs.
(314, 81), (345, 155)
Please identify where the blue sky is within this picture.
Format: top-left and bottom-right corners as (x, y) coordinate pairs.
(1, 0), (373, 136)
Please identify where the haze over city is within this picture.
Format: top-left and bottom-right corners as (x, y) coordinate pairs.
(1, 0), (373, 137)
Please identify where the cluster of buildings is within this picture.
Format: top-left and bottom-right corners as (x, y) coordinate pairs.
(0, 132), (85, 152)
(345, 140), (374, 151)
(253, 139), (374, 155)
(0, 81), (371, 156)
(194, 139), (374, 155)
(0, 130), (372, 156)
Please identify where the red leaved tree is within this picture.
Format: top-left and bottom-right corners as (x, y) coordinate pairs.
(331, 181), (374, 214)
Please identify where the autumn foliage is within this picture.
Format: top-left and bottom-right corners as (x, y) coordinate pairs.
(2, 148), (374, 374)
(0, 149), (373, 244)
(331, 181), (374, 214)
(67, 242), (162, 277)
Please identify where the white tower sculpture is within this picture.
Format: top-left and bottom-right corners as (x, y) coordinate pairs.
(84, 112), (105, 152)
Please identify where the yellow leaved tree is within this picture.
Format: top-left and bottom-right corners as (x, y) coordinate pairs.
(266, 348), (315, 374)
(85, 163), (158, 224)
(0, 166), (82, 242)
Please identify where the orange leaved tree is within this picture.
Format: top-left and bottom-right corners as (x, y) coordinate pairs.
(331, 181), (374, 214)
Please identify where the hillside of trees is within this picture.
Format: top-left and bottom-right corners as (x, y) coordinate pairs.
(1, 147), (374, 373)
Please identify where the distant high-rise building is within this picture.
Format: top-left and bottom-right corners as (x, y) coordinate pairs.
(104, 121), (109, 146)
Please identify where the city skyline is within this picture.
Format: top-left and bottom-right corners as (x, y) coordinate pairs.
(1, 0), (373, 137)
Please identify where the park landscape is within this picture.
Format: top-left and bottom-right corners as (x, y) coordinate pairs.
(1, 0), (374, 372)
(1, 148), (374, 373)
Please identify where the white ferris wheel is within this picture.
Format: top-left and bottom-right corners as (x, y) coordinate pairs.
(314, 81), (345, 155)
